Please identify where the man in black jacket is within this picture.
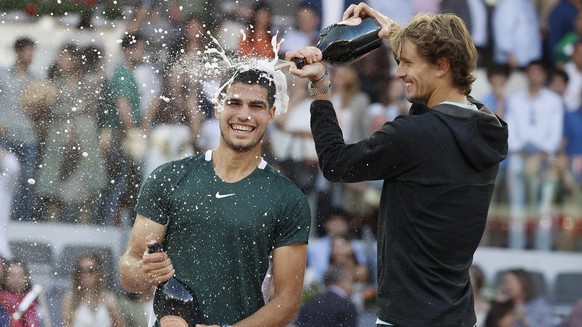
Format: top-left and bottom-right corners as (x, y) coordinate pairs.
(286, 2), (508, 326)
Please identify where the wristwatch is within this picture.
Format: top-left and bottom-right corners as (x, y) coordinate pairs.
(308, 81), (332, 96)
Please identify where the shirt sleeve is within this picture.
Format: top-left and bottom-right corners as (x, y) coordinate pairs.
(310, 100), (416, 183)
(273, 184), (311, 248)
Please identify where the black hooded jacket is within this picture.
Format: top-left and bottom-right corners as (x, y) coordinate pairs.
(310, 98), (508, 326)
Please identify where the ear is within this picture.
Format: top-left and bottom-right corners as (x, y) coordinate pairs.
(214, 103), (222, 119)
(267, 106), (276, 124)
(435, 57), (450, 77)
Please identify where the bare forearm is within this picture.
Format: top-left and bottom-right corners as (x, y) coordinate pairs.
(233, 294), (301, 327)
(118, 252), (150, 293)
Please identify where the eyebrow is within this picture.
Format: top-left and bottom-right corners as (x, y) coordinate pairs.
(225, 97), (268, 108)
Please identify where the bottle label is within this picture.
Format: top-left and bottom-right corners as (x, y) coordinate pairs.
(159, 316), (189, 327)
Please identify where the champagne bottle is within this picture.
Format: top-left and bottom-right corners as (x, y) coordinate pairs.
(148, 242), (204, 327)
(292, 16), (382, 69)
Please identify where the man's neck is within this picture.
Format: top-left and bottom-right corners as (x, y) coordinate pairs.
(211, 146), (263, 183)
(426, 88), (468, 108)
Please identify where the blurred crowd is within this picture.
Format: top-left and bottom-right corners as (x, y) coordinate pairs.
(0, 0), (582, 325)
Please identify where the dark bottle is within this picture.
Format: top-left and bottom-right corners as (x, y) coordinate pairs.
(292, 16), (382, 69)
(148, 242), (204, 327)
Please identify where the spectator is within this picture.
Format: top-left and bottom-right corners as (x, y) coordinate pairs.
(368, 77), (410, 126)
(351, 42), (393, 103)
(563, 40), (582, 112)
(330, 66), (371, 216)
(165, 14), (218, 152)
(470, 265), (491, 327)
(0, 148), (19, 259)
(547, 0), (582, 66)
(307, 209), (367, 284)
(0, 37), (38, 222)
(238, 1), (276, 59)
(217, 1), (252, 55)
(497, 269), (552, 327)
(492, 0), (542, 69)
(302, 0), (359, 31)
(330, 236), (369, 285)
(61, 252), (125, 327)
(294, 266), (358, 327)
(36, 43), (107, 223)
(504, 60), (564, 250)
(280, 2), (320, 55)
(126, 0), (177, 65)
(481, 64), (511, 209)
(547, 68), (570, 99)
(141, 63), (205, 177)
(484, 300), (516, 327)
(560, 85), (582, 214)
(481, 64), (511, 119)
(0, 259), (40, 327)
(99, 33), (146, 226)
(553, 12), (582, 68)
(167, 14), (208, 67)
(441, 0), (489, 68)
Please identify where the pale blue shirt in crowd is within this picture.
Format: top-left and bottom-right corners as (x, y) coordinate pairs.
(505, 88), (564, 154)
(492, 0), (542, 67)
(467, 0), (488, 47)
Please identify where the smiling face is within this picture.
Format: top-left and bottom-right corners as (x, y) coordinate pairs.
(216, 82), (275, 153)
(395, 41), (438, 105)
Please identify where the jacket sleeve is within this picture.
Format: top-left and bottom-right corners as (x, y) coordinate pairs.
(310, 100), (415, 183)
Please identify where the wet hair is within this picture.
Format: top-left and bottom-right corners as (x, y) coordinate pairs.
(484, 300), (515, 327)
(14, 37), (35, 51)
(219, 68), (277, 108)
(389, 13), (477, 95)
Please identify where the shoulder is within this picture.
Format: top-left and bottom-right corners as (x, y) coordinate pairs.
(259, 164), (306, 197)
(146, 153), (204, 180)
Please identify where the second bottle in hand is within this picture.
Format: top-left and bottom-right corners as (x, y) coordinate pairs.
(148, 242), (204, 327)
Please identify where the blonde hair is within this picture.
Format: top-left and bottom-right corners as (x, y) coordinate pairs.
(389, 13), (477, 95)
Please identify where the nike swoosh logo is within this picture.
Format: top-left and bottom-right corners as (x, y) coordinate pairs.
(215, 192), (236, 199)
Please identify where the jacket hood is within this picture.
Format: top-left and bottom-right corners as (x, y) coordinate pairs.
(410, 97), (508, 171)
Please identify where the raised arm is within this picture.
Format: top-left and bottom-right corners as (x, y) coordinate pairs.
(118, 213), (174, 293)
